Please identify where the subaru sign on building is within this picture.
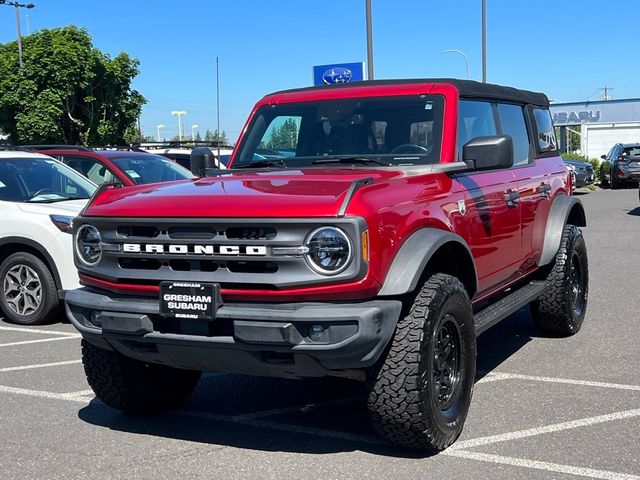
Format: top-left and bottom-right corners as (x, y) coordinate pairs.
(313, 62), (366, 86)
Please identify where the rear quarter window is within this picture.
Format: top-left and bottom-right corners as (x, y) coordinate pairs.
(533, 108), (558, 154)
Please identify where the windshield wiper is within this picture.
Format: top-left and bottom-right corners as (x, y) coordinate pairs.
(311, 156), (390, 166)
(234, 159), (287, 169)
(28, 195), (91, 203)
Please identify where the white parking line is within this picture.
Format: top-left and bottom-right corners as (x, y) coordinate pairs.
(0, 360), (82, 372)
(481, 372), (640, 392)
(445, 450), (640, 480)
(0, 336), (80, 347)
(0, 384), (87, 403)
(0, 325), (79, 337)
(450, 408), (640, 450)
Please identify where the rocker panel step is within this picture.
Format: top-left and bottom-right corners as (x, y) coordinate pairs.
(474, 281), (548, 336)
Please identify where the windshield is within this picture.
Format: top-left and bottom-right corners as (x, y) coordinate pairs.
(232, 94), (444, 168)
(0, 157), (96, 203)
(110, 155), (195, 185)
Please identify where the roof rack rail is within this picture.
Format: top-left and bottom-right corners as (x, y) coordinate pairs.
(18, 144), (93, 151)
(132, 141), (234, 149)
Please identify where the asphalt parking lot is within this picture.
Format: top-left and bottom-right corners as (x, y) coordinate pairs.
(1, 187), (639, 480)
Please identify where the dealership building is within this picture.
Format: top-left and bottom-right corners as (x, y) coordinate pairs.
(550, 98), (640, 159)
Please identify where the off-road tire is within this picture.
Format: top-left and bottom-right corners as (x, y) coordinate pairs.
(367, 273), (476, 452)
(82, 340), (201, 414)
(0, 252), (60, 325)
(531, 225), (588, 336)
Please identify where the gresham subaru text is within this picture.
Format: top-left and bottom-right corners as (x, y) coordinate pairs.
(65, 79), (588, 452)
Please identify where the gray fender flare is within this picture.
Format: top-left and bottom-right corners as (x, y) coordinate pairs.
(539, 195), (587, 267)
(378, 228), (477, 297)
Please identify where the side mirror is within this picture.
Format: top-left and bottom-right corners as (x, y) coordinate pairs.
(601, 154), (607, 160)
(462, 135), (514, 170)
(190, 147), (215, 176)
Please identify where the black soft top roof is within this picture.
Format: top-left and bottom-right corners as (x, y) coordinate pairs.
(272, 78), (549, 107)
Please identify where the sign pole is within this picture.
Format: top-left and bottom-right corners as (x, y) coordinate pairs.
(365, 0), (374, 80)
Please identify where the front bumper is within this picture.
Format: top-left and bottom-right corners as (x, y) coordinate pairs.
(65, 288), (402, 379)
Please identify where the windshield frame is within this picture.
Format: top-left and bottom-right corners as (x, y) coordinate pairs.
(230, 94), (445, 169)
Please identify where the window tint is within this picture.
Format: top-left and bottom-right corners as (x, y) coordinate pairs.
(498, 103), (530, 166)
(457, 100), (496, 160)
(533, 108), (558, 153)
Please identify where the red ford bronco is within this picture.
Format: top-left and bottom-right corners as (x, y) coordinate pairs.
(66, 79), (588, 451)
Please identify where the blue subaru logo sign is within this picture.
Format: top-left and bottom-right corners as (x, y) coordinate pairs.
(313, 62), (365, 86)
(322, 67), (353, 84)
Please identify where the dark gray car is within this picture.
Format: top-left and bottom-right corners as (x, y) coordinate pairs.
(564, 158), (595, 188)
(600, 143), (640, 189)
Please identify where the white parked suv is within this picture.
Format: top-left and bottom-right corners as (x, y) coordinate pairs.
(0, 151), (96, 325)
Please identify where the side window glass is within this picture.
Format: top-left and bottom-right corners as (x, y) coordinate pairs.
(257, 115), (301, 157)
(457, 100), (496, 160)
(498, 103), (530, 166)
(63, 156), (115, 185)
(533, 108), (558, 153)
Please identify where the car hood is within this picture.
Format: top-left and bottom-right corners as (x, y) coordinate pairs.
(563, 159), (591, 168)
(17, 199), (89, 217)
(82, 169), (408, 218)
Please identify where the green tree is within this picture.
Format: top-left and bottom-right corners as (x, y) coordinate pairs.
(204, 129), (228, 144)
(0, 26), (146, 145)
(267, 118), (299, 150)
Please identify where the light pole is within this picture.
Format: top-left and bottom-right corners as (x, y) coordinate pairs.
(442, 49), (469, 80)
(171, 110), (186, 140)
(156, 124), (165, 142)
(191, 124), (199, 141)
(365, 0), (374, 80)
(482, 0), (487, 83)
(0, 1), (36, 69)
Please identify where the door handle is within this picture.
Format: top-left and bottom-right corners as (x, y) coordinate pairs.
(504, 190), (520, 207)
(537, 182), (551, 198)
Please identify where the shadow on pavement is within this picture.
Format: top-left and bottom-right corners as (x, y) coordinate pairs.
(77, 374), (429, 458)
(77, 308), (542, 456)
(626, 207), (640, 216)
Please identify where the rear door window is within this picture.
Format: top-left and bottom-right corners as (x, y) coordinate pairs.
(497, 103), (531, 166)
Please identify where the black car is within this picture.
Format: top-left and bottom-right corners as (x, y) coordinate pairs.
(563, 159), (595, 188)
(600, 143), (640, 189)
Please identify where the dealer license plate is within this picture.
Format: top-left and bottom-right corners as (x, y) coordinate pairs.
(159, 282), (218, 320)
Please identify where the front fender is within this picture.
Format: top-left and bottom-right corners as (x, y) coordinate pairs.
(377, 228), (477, 297)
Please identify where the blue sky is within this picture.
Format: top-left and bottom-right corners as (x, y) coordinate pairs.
(1, 0), (637, 142)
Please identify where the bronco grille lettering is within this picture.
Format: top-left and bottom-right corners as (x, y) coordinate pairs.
(122, 243), (267, 256)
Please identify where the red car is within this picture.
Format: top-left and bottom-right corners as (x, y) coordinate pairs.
(65, 79), (587, 452)
(35, 148), (194, 186)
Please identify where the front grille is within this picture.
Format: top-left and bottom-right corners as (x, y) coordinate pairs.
(78, 217), (367, 290)
(225, 227), (277, 240)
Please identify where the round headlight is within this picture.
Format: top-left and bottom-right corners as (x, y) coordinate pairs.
(75, 224), (102, 267)
(305, 227), (352, 275)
